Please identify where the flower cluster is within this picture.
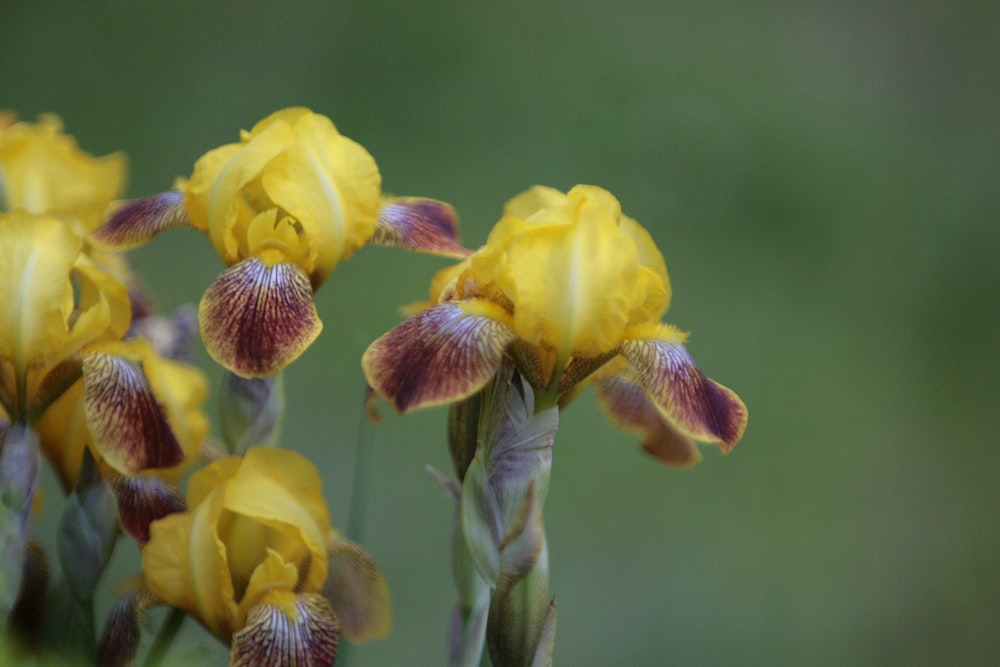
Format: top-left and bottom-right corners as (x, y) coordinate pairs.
(1, 107), (747, 667)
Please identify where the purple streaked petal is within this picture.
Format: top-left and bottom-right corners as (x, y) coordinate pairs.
(594, 373), (702, 467)
(231, 593), (339, 667)
(82, 351), (185, 475)
(361, 301), (516, 413)
(105, 472), (186, 544)
(199, 258), (322, 378)
(372, 197), (471, 258)
(619, 337), (747, 450)
(93, 192), (194, 249)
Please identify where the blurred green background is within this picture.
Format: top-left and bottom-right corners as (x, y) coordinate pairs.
(5, 1), (999, 664)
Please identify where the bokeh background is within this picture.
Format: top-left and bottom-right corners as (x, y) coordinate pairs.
(5, 1), (999, 664)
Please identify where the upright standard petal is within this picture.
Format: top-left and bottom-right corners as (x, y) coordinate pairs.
(0, 113), (126, 228)
(93, 191), (194, 250)
(494, 186), (640, 359)
(371, 197), (470, 259)
(0, 213), (80, 415)
(261, 112), (381, 284)
(361, 301), (517, 413)
(619, 324), (747, 450)
(199, 257), (322, 377)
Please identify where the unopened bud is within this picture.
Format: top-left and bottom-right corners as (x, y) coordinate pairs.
(218, 371), (285, 453)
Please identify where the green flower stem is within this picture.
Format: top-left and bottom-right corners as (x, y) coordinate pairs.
(142, 606), (185, 667)
(347, 387), (375, 543)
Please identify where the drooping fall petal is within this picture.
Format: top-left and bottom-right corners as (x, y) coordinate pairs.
(361, 301), (517, 413)
(619, 324), (747, 450)
(372, 197), (470, 259)
(81, 347), (185, 475)
(105, 472), (186, 543)
(594, 372), (702, 467)
(199, 257), (322, 378)
(231, 592), (340, 667)
(323, 538), (392, 642)
(93, 191), (194, 249)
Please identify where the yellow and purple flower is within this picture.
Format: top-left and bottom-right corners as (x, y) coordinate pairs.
(363, 185), (747, 465)
(97, 107), (469, 377)
(0, 211), (196, 489)
(136, 447), (390, 665)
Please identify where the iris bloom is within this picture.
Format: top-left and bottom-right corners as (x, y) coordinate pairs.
(98, 107), (469, 377)
(140, 447), (390, 665)
(0, 112), (126, 231)
(0, 212), (188, 478)
(363, 185), (747, 465)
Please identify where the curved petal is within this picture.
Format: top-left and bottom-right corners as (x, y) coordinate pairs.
(93, 191), (194, 249)
(495, 186), (638, 359)
(231, 592), (339, 667)
(372, 197), (470, 259)
(361, 301), (516, 413)
(236, 547), (300, 626)
(106, 472), (186, 543)
(82, 343), (185, 475)
(199, 257), (322, 378)
(221, 447), (330, 593)
(262, 112), (381, 285)
(323, 538), (392, 642)
(0, 213), (79, 414)
(0, 114), (126, 228)
(619, 324), (748, 450)
(594, 372), (702, 467)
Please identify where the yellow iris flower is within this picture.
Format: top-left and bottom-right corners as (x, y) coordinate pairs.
(97, 107), (469, 378)
(141, 447), (390, 664)
(0, 113), (126, 232)
(0, 212), (195, 481)
(363, 185), (747, 465)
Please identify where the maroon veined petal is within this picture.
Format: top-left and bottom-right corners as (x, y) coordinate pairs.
(82, 352), (185, 475)
(231, 592), (339, 667)
(323, 538), (392, 642)
(371, 197), (471, 259)
(105, 472), (186, 544)
(97, 587), (159, 667)
(619, 338), (747, 451)
(594, 373), (702, 467)
(361, 301), (516, 413)
(93, 192), (194, 250)
(199, 258), (322, 378)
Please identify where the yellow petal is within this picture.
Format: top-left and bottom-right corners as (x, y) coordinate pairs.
(221, 447), (330, 592)
(235, 547), (299, 626)
(0, 114), (126, 229)
(142, 488), (236, 638)
(501, 184), (567, 219)
(0, 212), (80, 415)
(495, 186), (638, 359)
(260, 111), (380, 285)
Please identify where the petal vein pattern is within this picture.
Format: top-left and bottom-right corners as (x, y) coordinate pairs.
(362, 302), (515, 413)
